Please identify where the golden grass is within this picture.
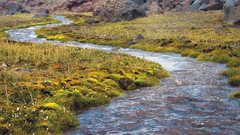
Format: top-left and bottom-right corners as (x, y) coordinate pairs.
(0, 13), (169, 134)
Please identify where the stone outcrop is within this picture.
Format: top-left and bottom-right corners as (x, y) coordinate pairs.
(93, 0), (186, 22)
(184, 0), (226, 12)
(93, 0), (147, 22)
(223, 0), (240, 25)
(0, 0), (98, 13)
(5, 3), (30, 15)
(93, 0), (232, 22)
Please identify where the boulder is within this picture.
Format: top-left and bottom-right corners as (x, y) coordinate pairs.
(185, 0), (209, 12)
(5, 3), (29, 15)
(223, 0), (240, 25)
(20, 8), (30, 13)
(71, 1), (94, 12)
(32, 12), (48, 18)
(85, 18), (99, 23)
(185, 2), (201, 12)
(93, 0), (146, 22)
(201, 2), (225, 11)
(132, 34), (145, 41)
(184, 0), (225, 12)
(148, 1), (163, 15)
(131, 0), (147, 6)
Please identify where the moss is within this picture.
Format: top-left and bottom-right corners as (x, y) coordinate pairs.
(105, 87), (125, 98)
(109, 74), (124, 81)
(38, 122), (51, 128)
(211, 54), (231, 64)
(226, 58), (240, 67)
(230, 90), (240, 99)
(44, 103), (62, 111)
(0, 117), (5, 124)
(196, 54), (212, 62)
(32, 83), (46, 90)
(222, 68), (240, 78)
(134, 75), (148, 87)
(0, 124), (9, 135)
(103, 79), (120, 88)
(88, 71), (108, 79)
(228, 75), (240, 87)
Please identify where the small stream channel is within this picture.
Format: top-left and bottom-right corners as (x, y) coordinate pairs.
(6, 16), (240, 135)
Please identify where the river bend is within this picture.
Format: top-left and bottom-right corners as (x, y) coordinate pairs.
(5, 16), (240, 135)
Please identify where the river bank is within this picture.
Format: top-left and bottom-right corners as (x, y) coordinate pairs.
(35, 11), (240, 97)
(4, 14), (240, 134)
(0, 14), (169, 134)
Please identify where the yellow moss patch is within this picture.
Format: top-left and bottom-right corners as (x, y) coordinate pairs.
(44, 103), (62, 111)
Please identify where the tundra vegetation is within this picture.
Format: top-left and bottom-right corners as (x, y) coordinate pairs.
(35, 11), (240, 99)
(0, 13), (169, 134)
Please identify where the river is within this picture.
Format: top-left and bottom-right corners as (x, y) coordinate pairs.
(5, 15), (240, 135)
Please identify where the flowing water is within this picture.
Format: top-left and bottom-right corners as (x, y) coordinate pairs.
(6, 16), (240, 135)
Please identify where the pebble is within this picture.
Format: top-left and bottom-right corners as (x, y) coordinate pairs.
(2, 63), (7, 68)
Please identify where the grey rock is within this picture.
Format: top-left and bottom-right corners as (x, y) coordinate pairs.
(131, 0), (147, 6)
(5, 3), (25, 15)
(85, 18), (99, 23)
(93, 0), (146, 22)
(32, 12), (48, 18)
(201, 2), (224, 11)
(199, 3), (208, 10)
(132, 34), (144, 41)
(185, 3), (201, 12)
(148, 1), (163, 15)
(20, 9), (30, 13)
(223, 0), (240, 25)
(192, 0), (209, 5)
(234, 30), (240, 32)
(1, 63), (7, 68)
(178, 36), (188, 40)
(17, 68), (33, 73)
